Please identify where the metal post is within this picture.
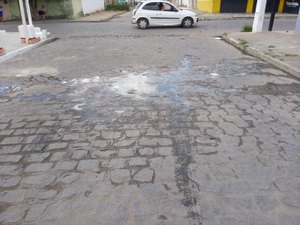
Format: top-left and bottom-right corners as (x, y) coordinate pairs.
(24, 0), (33, 26)
(268, 0), (280, 31)
(18, 0), (28, 43)
(296, 7), (300, 35)
(253, 0), (267, 32)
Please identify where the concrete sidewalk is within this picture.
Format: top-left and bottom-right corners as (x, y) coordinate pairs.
(222, 31), (300, 78)
(0, 11), (124, 63)
(0, 30), (55, 63)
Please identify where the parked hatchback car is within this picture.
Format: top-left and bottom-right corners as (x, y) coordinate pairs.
(132, 0), (199, 29)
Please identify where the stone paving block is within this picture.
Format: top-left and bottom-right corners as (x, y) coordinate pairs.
(57, 172), (80, 184)
(0, 165), (22, 175)
(70, 142), (91, 150)
(279, 214), (300, 225)
(146, 127), (160, 136)
(110, 169), (130, 183)
(36, 127), (56, 134)
(125, 130), (140, 138)
(60, 119), (73, 126)
(281, 195), (300, 208)
(129, 157), (147, 166)
(133, 168), (154, 182)
(90, 183), (112, 196)
(0, 176), (21, 188)
(274, 177), (300, 192)
(63, 133), (83, 141)
(25, 163), (53, 173)
(50, 152), (70, 161)
(24, 135), (43, 144)
(118, 148), (134, 157)
(25, 152), (50, 162)
(13, 128), (36, 135)
(71, 150), (89, 160)
(218, 121), (244, 136)
(23, 115), (40, 122)
(23, 144), (46, 152)
(0, 137), (24, 145)
(133, 200), (158, 216)
(42, 120), (57, 127)
(60, 187), (82, 198)
(91, 150), (116, 158)
(113, 139), (136, 147)
(159, 147), (173, 156)
(21, 174), (56, 187)
(195, 135), (218, 145)
(78, 172), (105, 183)
(10, 122), (26, 129)
(139, 137), (172, 146)
(0, 190), (25, 203)
(0, 118), (11, 123)
(102, 158), (127, 168)
(0, 154), (22, 163)
(140, 183), (168, 199)
(222, 196), (252, 210)
(77, 159), (100, 171)
(27, 189), (58, 200)
(138, 147), (154, 156)
(52, 161), (78, 171)
(220, 181), (251, 193)
(0, 145), (22, 155)
(0, 129), (15, 136)
(26, 121), (41, 128)
(44, 201), (71, 220)
(47, 142), (68, 150)
(102, 131), (121, 139)
(113, 184), (140, 197)
(91, 140), (107, 148)
(0, 206), (27, 223)
(25, 203), (48, 221)
(101, 202), (127, 221)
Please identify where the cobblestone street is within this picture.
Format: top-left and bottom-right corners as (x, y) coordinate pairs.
(0, 13), (300, 225)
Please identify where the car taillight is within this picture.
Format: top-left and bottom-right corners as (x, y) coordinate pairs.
(133, 10), (137, 16)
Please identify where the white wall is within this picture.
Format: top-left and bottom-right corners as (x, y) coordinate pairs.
(81, 0), (104, 15)
(175, 0), (194, 8)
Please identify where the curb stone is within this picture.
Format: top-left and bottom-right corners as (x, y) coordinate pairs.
(222, 35), (300, 79)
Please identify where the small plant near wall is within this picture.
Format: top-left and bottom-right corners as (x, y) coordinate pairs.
(105, 3), (130, 11)
(241, 25), (252, 32)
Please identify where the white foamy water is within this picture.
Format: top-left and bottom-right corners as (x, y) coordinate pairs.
(111, 72), (156, 99)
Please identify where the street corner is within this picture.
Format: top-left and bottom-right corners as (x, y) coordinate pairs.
(221, 31), (300, 78)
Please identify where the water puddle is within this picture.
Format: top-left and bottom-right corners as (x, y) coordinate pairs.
(64, 56), (245, 113)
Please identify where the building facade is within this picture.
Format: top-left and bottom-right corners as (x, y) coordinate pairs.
(1, 0), (104, 21)
(197, 0), (300, 13)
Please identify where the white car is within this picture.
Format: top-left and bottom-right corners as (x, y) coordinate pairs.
(132, 0), (199, 29)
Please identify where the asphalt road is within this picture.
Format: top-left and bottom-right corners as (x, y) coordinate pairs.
(0, 12), (299, 225)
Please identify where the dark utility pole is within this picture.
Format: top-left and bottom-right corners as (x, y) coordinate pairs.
(268, 0), (280, 31)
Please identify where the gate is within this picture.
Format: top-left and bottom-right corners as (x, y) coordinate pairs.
(253, 0), (279, 12)
(220, 0), (248, 13)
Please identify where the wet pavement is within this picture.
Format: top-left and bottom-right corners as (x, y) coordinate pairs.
(0, 13), (300, 225)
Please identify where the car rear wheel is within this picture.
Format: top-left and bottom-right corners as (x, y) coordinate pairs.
(138, 18), (149, 29)
(182, 17), (193, 28)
